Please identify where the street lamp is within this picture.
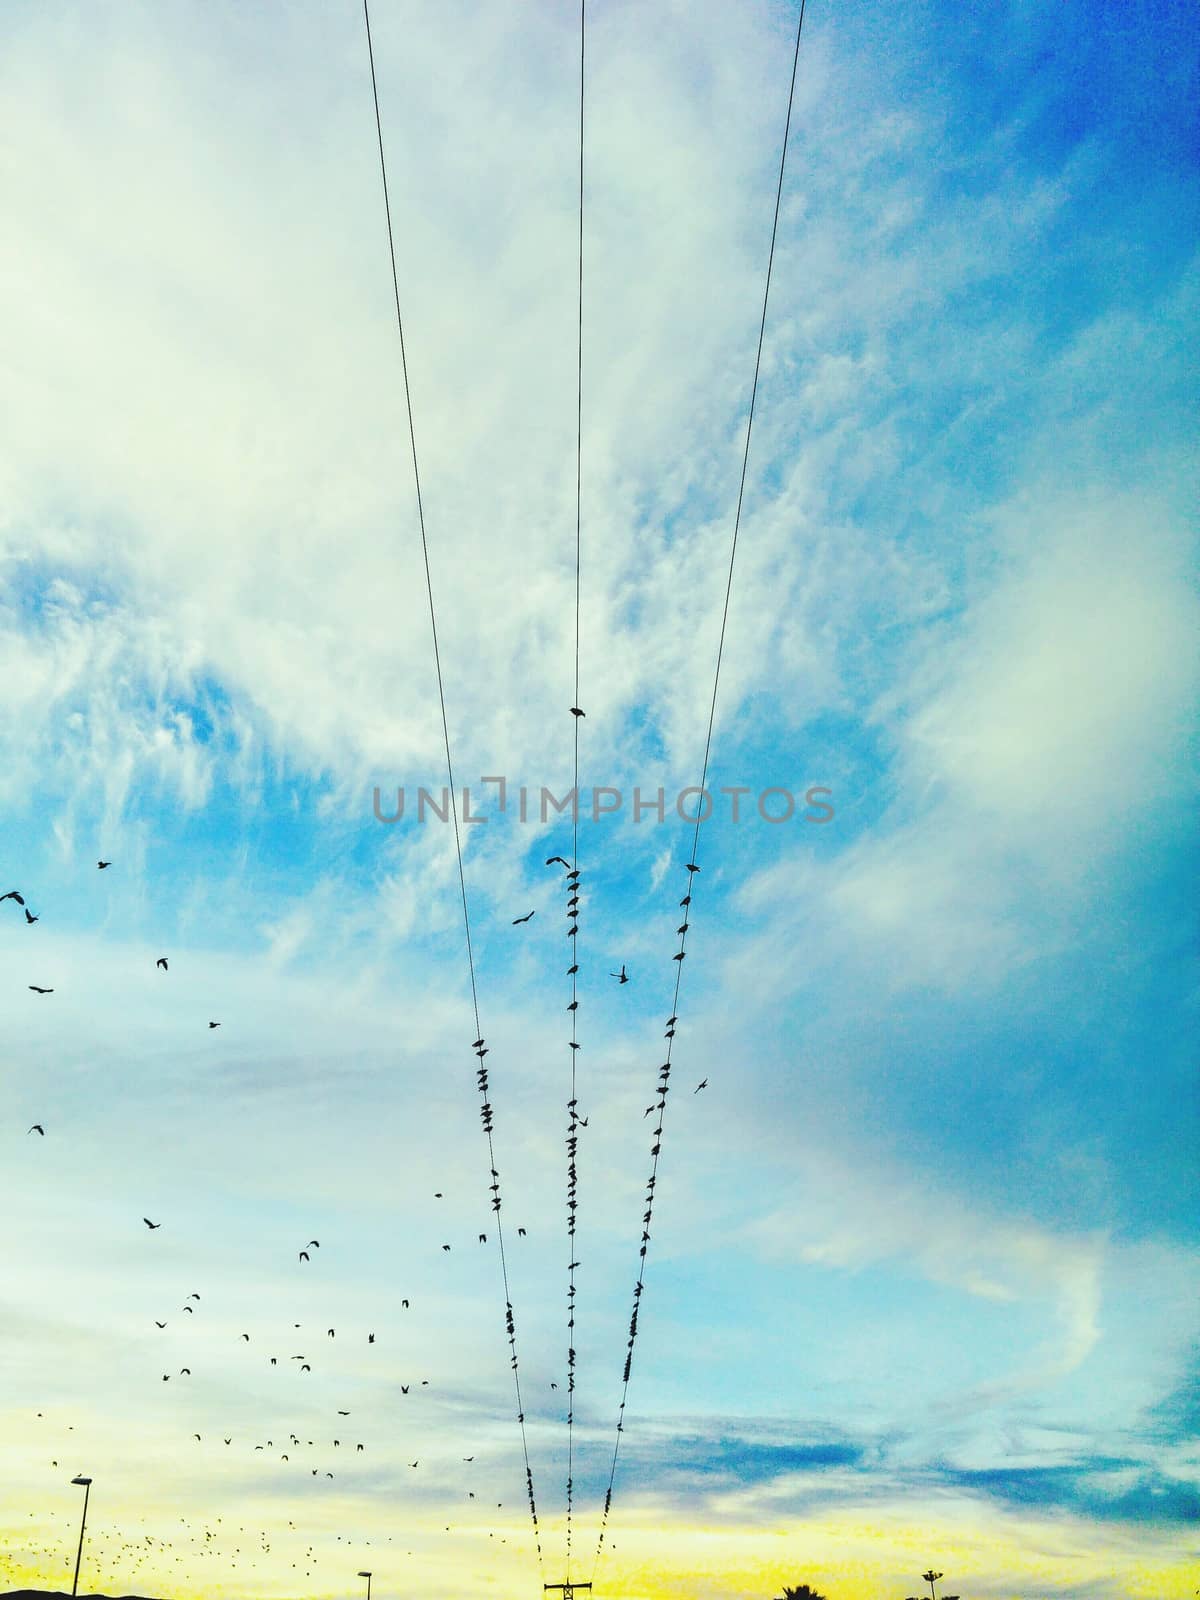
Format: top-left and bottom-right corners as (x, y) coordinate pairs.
(70, 1476), (92, 1598)
(358, 1570), (372, 1600)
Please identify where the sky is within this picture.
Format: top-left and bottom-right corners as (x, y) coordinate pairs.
(1, 1), (1197, 1598)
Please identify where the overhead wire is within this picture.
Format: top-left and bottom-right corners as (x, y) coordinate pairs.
(360, 0), (543, 1570)
(589, 0), (811, 1575)
(564, 0), (587, 1582)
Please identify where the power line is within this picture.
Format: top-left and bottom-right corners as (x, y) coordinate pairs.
(565, 0), (587, 1582)
(360, 0), (543, 1571)
(589, 0), (811, 1575)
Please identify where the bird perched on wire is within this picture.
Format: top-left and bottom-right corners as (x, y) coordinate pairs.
(570, 707), (585, 718)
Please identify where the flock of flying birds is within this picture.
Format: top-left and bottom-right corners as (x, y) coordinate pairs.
(10, 838), (706, 1584)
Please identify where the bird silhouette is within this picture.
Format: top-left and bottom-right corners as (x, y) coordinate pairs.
(401, 1298), (409, 1308)
(180, 1368), (191, 1376)
(156, 958), (168, 971)
(463, 1455), (474, 1461)
(28, 985), (53, 994)
(27, 1123), (44, 1135)
(143, 1218), (161, 1229)
(694, 1079), (708, 1093)
(546, 856), (570, 868)
(356, 1443), (364, 1452)
(518, 1227), (527, 1236)
(0, 890), (24, 904)
(677, 922), (689, 935)
(241, 1333), (250, 1341)
(300, 1364), (311, 1372)
(299, 1251), (309, 1262)
(338, 1410), (350, 1416)
(98, 861), (111, 869)
(686, 862), (700, 873)
(479, 1233), (487, 1243)
(307, 1239), (320, 1248)
(409, 1461), (419, 1468)
(182, 1305), (194, 1313)
(610, 966), (628, 983)
(208, 1021), (220, 1029)
(189, 1293), (200, 1300)
(327, 1328), (334, 1337)
(401, 1385), (409, 1394)
(24, 909), (37, 924)
(442, 1244), (451, 1252)
(155, 1321), (166, 1329)
(368, 1333), (375, 1343)
(224, 1438), (231, 1445)
(512, 910), (535, 925)
(570, 707), (585, 717)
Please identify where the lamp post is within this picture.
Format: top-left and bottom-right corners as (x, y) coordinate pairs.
(358, 1570), (372, 1600)
(70, 1476), (92, 1598)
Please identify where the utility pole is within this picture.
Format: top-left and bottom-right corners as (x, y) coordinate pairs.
(545, 1582), (592, 1600)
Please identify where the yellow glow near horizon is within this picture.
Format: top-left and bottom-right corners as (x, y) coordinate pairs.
(3, 1495), (1197, 1600)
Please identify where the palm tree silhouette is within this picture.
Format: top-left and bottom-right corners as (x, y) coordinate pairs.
(777, 1586), (828, 1600)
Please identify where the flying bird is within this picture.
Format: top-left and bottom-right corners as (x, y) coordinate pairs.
(442, 1244), (451, 1252)
(401, 1385), (409, 1394)
(180, 1368), (191, 1376)
(24, 909), (37, 924)
(401, 1298), (409, 1308)
(307, 1239), (319, 1248)
(299, 1251), (309, 1262)
(28, 986), (53, 994)
(156, 958), (168, 971)
(610, 966), (628, 983)
(241, 1334), (250, 1341)
(368, 1333), (375, 1343)
(546, 856), (570, 868)
(300, 1364), (311, 1372)
(338, 1411), (350, 1416)
(97, 860), (111, 869)
(478, 1233), (487, 1243)
(188, 1293), (200, 1300)
(694, 1079), (708, 1093)
(463, 1456), (474, 1462)
(1, 890), (25, 904)
(27, 1123), (44, 1135)
(327, 1328), (334, 1337)
(155, 1321), (166, 1329)
(143, 1218), (161, 1229)
(208, 1021), (220, 1029)
(512, 910), (535, 925)
(182, 1305), (194, 1313)
(518, 1227), (527, 1237)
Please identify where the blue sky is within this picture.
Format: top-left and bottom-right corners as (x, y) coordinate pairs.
(1, 2), (1197, 1598)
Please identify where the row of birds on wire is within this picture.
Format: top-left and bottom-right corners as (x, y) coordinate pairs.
(8, 837), (710, 1573)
